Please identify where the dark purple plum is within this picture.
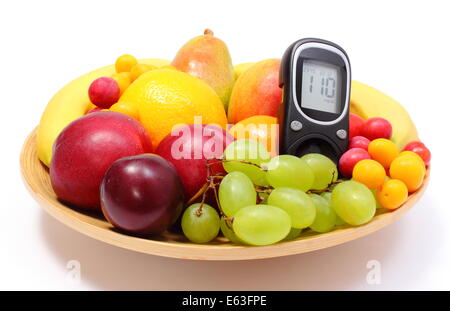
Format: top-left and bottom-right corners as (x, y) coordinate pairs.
(100, 154), (185, 236)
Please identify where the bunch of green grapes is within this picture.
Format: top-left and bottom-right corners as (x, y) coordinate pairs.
(181, 139), (376, 246)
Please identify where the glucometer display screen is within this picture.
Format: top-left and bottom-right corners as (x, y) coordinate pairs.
(301, 59), (341, 114)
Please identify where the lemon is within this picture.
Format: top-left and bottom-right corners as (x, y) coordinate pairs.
(119, 69), (227, 149)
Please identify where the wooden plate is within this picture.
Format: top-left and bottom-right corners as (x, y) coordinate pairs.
(20, 129), (429, 260)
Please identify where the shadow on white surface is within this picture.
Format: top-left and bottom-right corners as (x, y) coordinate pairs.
(39, 194), (440, 290)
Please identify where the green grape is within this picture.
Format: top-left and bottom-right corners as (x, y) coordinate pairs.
(220, 218), (243, 244)
(371, 189), (383, 209)
(233, 205), (291, 246)
(321, 192), (346, 225)
(223, 139), (271, 186)
(181, 203), (220, 243)
(218, 171), (256, 216)
(267, 187), (316, 229)
(301, 153), (338, 190)
(331, 181), (376, 226)
(284, 228), (302, 241)
(265, 155), (314, 191)
(309, 194), (337, 233)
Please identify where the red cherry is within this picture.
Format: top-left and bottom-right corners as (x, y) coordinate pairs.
(404, 141), (426, 150)
(349, 136), (371, 150)
(403, 141), (431, 166)
(362, 117), (392, 140)
(88, 77), (120, 109)
(349, 113), (365, 139)
(339, 148), (371, 177)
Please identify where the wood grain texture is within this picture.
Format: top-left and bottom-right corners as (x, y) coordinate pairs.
(20, 129), (430, 261)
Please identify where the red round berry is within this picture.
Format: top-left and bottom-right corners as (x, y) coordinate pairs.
(349, 113), (365, 139)
(349, 136), (371, 150)
(339, 148), (371, 177)
(362, 117), (392, 140)
(88, 77), (120, 109)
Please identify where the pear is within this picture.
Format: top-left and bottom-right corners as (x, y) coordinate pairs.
(172, 29), (234, 109)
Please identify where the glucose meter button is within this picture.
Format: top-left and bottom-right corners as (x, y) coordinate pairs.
(336, 129), (347, 139)
(290, 120), (303, 131)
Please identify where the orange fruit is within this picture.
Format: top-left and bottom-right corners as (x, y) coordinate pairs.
(389, 153), (425, 192)
(115, 54), (138, 73)
(368, 138), (399, 169)
(352, 159), (386, 189)
(111, 72), (131, 95)
(229, 115), (278, 156)
(376, 179), (408, 210)
(119, 69), (227, 149)
(129, 64), (157, 82)
(109, 101), (139, 120)
(398, 150), (424, 162)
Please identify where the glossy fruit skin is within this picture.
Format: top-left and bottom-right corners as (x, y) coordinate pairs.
(265, 155), (315, 191)
(171, 29), (235, 108)
(268, 187), (316, 229)
(368, 138), (399, 169)
(331, 180), (376, 226)
(349, 113), (365, 139)
(349, 136), (370, 150)
(390, 153), (426, 192)
(156, 124), (234, 200)
(338, 148), (371, 177)
(362, 117), (392, 140)
(228, 59), (282, 124)
(284, 228), (302, 241)
(181, 203), (220, 243)
(403, 141), (431, 166)
(309, 194), (336, 233)
(222, 139), (271, 186)
(88, 77), (120, 109)
(111, 72), (132, 95)
(352, 159), (386, 189)
(233, 205), (291, 246)
(100, 154), (184, 235)
(109, 101), (139, 121)
(115, 54), (138, 73)
(376, 179), (408, 210)
(218, 171), (257, 217)
(50, 111), (152, 210)
(119, 69), (227, 149)
(301, 153), (338, 190)
(129, 64), (156, 81)
(228, 115), (279, 156)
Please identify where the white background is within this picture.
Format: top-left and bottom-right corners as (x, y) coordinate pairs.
(1, 0), (449, 290)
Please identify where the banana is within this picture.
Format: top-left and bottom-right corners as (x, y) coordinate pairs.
(350, 80), (419, 149)
(36, 58), (170, 167)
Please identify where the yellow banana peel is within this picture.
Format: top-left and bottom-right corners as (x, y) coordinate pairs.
(350, 80), (419, 149)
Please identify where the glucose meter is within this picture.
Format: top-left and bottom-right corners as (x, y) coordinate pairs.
(278, 38), (351, 164)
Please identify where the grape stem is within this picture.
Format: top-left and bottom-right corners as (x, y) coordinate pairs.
(206, 157), (265, 170)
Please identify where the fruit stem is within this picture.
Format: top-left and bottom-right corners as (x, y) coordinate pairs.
(204, 28), (214, 36)
(207, 157), (264, 170)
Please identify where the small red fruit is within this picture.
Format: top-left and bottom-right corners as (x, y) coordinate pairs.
(88, 77), (121, 109)
(338, 148), (371, 177)
(362, 117), (392, 140)
(349, 136), (370, 150)
(349, 113), (365, 139)
(403, 141), (431, 166)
